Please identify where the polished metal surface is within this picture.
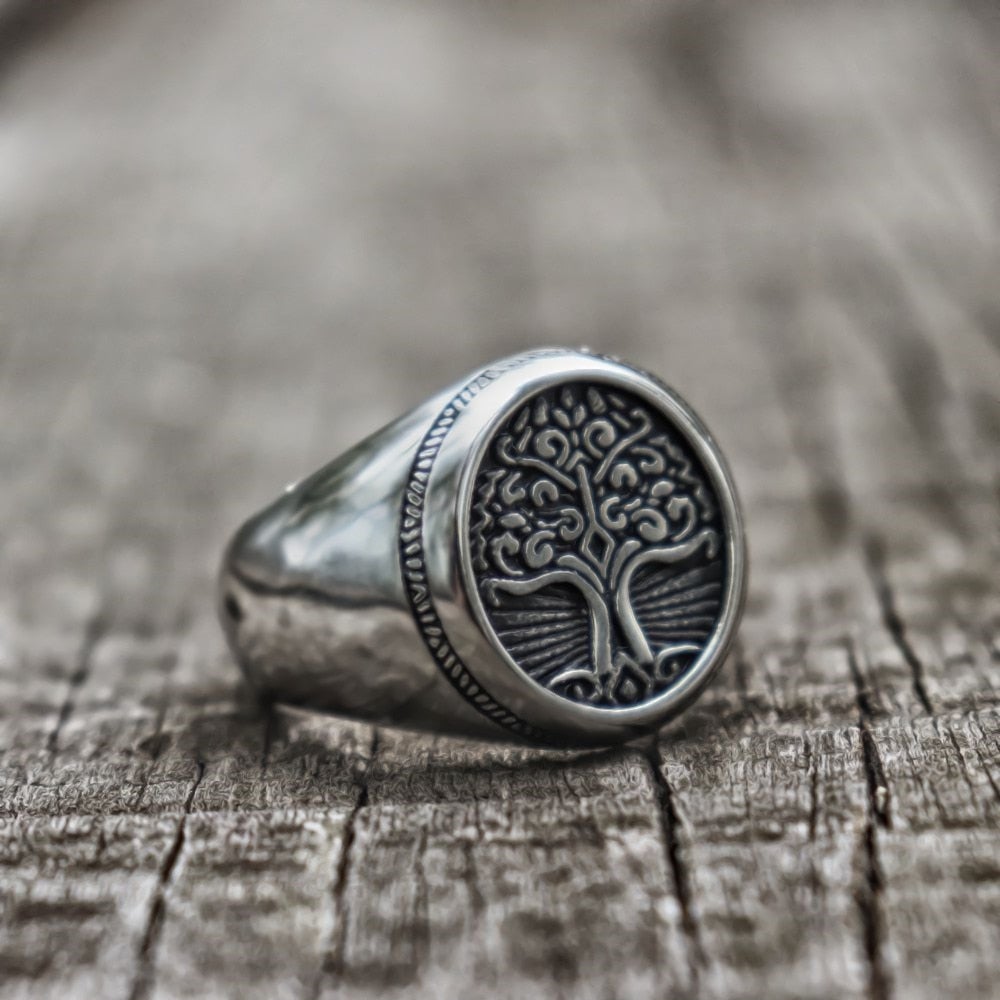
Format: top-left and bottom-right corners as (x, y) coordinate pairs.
(219, 349), (747, 745)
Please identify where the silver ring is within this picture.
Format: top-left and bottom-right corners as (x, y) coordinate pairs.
(218, 349), (747, 746)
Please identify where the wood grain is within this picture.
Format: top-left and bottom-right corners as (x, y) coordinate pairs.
(1, 1), (998, 997)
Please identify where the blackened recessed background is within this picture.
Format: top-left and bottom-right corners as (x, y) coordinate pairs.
(469, 382), (727, 708)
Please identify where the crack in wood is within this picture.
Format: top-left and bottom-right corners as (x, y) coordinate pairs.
(859, 727), (892, 831)
(645, 741), (704, 994)
(462, 798), (486, 920)
(846, 640), (892, 830)
(128, 758), (206, 1000)
(308, 728), (379, 999)
(846, 638), (895, 999)
(803, 731), (820, 843)
(855, 820), (893, 1000)
(863, 537), (935, 716)
(410, 827), (431, 985)
(798, 729), (826, 896)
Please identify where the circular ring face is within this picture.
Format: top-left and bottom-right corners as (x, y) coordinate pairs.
(464, 375), (737, 718)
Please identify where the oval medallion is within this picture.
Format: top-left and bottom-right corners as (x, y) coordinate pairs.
(468, 381), (727, 709)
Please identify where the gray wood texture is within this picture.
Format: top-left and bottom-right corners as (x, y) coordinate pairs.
(2, 1), (999, 997)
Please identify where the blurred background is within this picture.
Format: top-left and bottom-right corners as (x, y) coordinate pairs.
(1, 0), (998, 649)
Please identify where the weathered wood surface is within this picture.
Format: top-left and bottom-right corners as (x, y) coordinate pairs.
(1, 1), (999, 998)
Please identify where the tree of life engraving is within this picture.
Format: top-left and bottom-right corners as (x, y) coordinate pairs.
(470, 383), (726, 707)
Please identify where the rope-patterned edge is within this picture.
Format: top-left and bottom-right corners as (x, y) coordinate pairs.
(398, 353), (562, 741)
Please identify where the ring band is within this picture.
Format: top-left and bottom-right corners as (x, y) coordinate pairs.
(218, 349), (747, 746)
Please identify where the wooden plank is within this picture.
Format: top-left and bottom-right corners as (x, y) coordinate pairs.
(318, 736), (693, 1000)
(0, 1), (998, 998)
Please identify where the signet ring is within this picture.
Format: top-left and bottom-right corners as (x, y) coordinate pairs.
(219, 349), (747, 746)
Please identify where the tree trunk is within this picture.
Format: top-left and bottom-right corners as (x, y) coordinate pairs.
(615, 529), (721, 665)
(488, 570), (614, 679)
